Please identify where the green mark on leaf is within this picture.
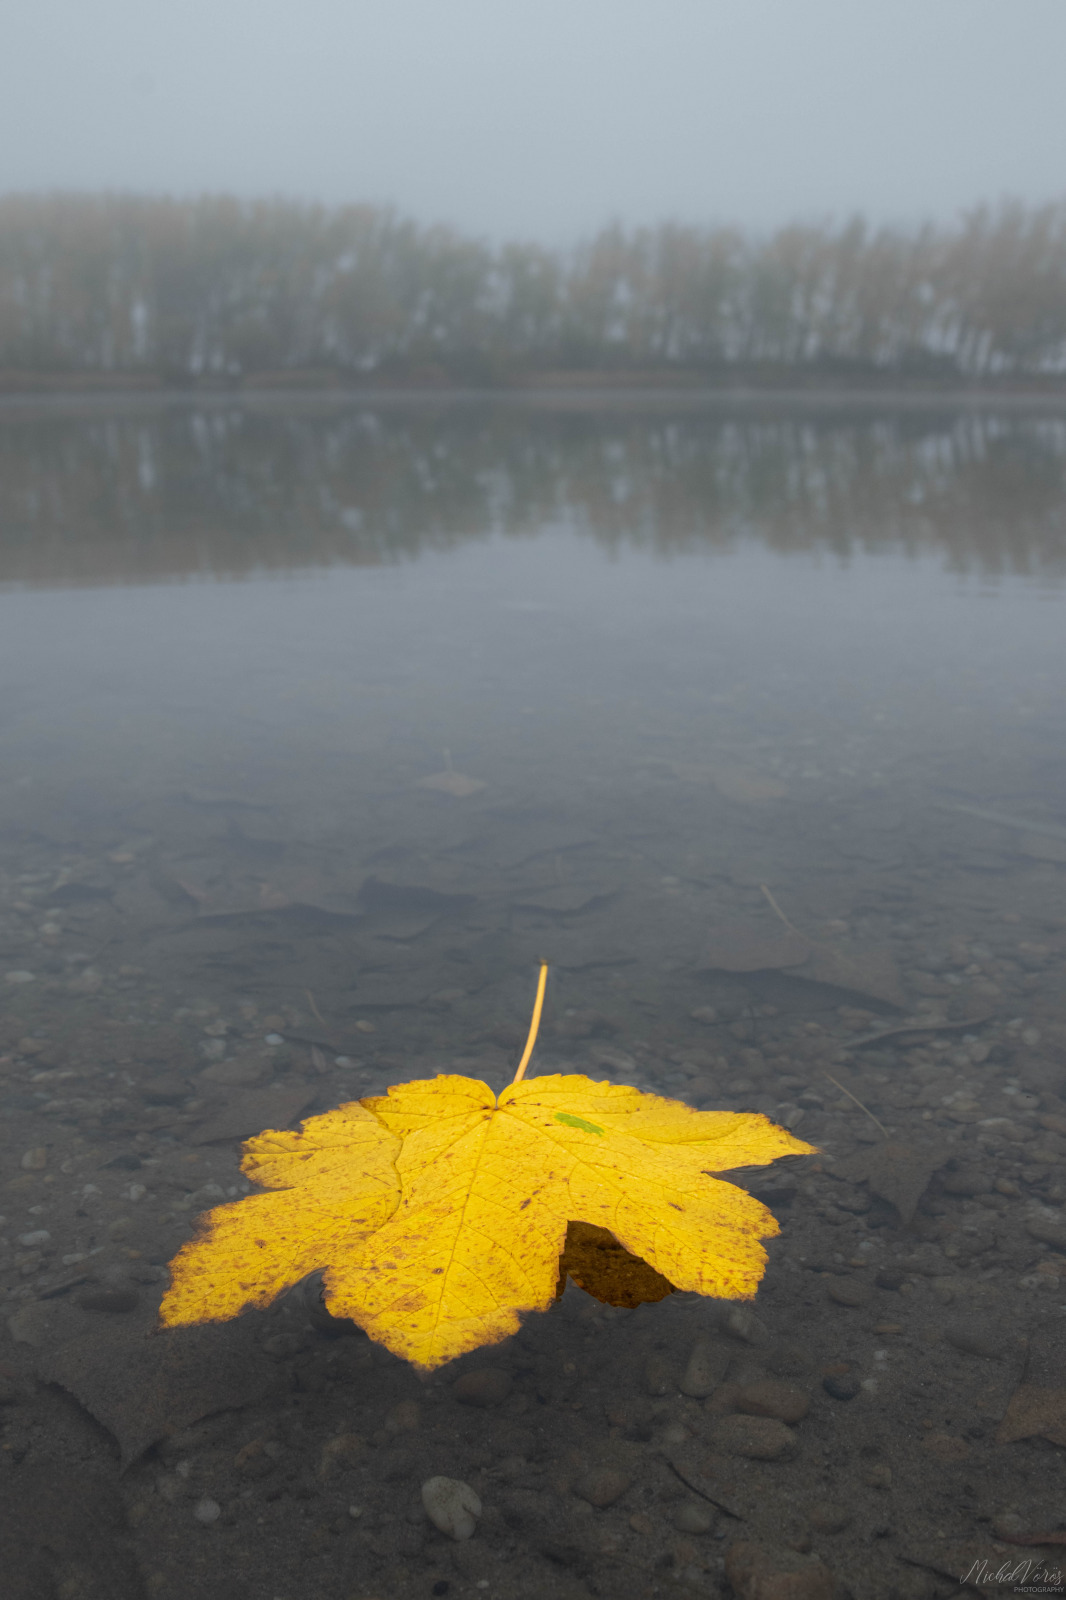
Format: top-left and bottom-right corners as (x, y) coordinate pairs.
(554, 1112), (605, 1137)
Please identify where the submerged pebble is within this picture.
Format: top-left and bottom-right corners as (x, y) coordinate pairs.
(680, 1338), (731, 1397)
(1026, 1212), (1066, 1251)
(709, 1415), (797, 1460)
(942, 1325), (1001, 1359)
(726, 1539), (835, 1600)
(822, 1373), (861, 1401)
(574, 1467), (632, 1507)
(673, 1501), (716, 1534)
(807, 1502), (853, 1534)
(735, 1379), (810, 1423)
(720, 1305), (767, 1344)
(421, 1476), (481, 1541)
(452, 1367), (512, 1406)
(826, 1279), (870, 1308)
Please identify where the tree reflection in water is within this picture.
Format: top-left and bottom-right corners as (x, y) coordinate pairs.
(0, 397), (1064, 588)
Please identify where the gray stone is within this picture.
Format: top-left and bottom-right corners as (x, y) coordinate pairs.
(822, 1373), (861, 1401)
(735, 1380), (810, 1423)
(452, 1367), (513, 1406)
(421, 1476), (481, 1541)
(680, 1338), (732, 1397)
(726, 1541), (834, 1600)
(198, 1056), (269, 1087)
(673, 1501), (716, 1534)
(573, 1467), (632, 1507)
(942, 1326), (1002, 1360)
(720, 1305), (768, 1344)
(826, 1279), (871, 1308)
(807, 1502), (852, 1534)
(1026, 1212), (1066, 1251)
(709, 1415), (796, 1460)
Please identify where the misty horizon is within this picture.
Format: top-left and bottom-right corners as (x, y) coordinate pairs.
(4, 184), (1066, 246)
(2, 0), (1065, 243)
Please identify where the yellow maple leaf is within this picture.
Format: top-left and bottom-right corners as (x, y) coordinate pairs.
(160, 967), (813, 1369)
(159, 1101), (402, 1325)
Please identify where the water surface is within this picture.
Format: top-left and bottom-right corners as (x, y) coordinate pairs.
(1, 397), (1064, 1062)
(3, 396), (1066, 1599)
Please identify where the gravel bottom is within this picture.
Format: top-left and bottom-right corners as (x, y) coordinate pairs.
(2, 882), (1066, 1600)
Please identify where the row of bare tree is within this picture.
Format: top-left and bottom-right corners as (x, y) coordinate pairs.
(1, 193), (1065, 379)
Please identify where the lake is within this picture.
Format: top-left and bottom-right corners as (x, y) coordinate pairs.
(1, 393), (1065, 1600)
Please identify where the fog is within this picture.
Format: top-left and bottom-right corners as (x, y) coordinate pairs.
(3, 1), (1066, 1581)
(1, 0), (1064, 240)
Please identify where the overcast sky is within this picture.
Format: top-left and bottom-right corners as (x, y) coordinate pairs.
(1, 0), (1062, 242)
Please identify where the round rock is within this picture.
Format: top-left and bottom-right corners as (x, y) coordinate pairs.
(807, 1502), (852, 1534)
(991, 1510), (1028, 1540)
(1026, 1214), (1066, 1251)
(421, 1476), (481, 1541)
(720, 1305), (767, 1344)
(709, 1415), (796, 1461)
(735, 1380), (809, 1424)
(822, 1373), (861, 1402)
(452, 1367), (513, 1407)
(726, 1540), (834, 1600)
(573, 1468), (632, 1508)
(942, 1326), (1001, 1360)
(680, 1338), (732, 1398)
(673, 1501), (716, 1535)
(826, 1279), (870, 1308)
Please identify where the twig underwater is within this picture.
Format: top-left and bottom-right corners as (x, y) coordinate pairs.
(822, 1070), (890, 1137)
(759, 883), (806, 940)
(304, 988), (328, 1028)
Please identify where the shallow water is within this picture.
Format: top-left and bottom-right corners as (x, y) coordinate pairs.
(1, 396), (1065, 1599)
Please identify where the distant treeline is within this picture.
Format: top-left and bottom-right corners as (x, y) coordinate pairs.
(2, 193), (1066, 384)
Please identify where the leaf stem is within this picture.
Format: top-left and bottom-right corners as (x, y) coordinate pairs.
(511, 963), (549, 1085)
